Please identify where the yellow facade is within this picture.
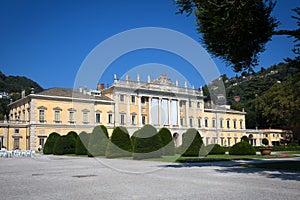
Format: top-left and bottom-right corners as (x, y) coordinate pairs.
(0, 74), (286, 150)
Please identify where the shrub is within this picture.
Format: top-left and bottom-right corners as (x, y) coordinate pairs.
(52, 131), (78, 155)
(229, 141), (256, 155)
(262, 138), (269, 146)
(133, 125), (162, 160)
(65, 131), (78, 154)
(157, 128), (175, 156)
(181, 128), (203, 157)
(206, 144), (226, 155)
(43, 132), (60, 154)
(106, 126), (132, 158)
(53, 136), (69, 155)
(88, 125), (109, 157)
(131, 130), (139, 147)
(75, 131), (89, 155)
(241, 135), (249, 143)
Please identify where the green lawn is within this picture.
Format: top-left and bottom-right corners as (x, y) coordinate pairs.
(277, 151), (300, 155)
(243, 161), (300, 171)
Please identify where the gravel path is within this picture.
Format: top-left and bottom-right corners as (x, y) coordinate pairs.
(0, 155), (299, 200)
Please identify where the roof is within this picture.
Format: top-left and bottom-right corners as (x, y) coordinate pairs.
(36, 88), (113, 101)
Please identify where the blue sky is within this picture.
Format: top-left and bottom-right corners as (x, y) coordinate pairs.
(0, 0), (299, 90)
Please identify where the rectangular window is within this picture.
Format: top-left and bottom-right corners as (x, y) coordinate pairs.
(180, 118), (184, 126)
(220, 120), (223, 128)
(39, 110), (45, 123)
(108, 113), (113, 124)
(120, 114), (125, 125)
(14, 129), (19, 134)
(197, 102), (200, 108)
(120, 94), (124, 102)
(83, 112), (88, 123)
(233, 120), (237, 129)
(96, 113), (101, 123)
(189, 117), (193, 127)
(227, 137), (231, 146)
(234, 137), (238, 144)
(240, 120), (243, 129)
(220, 137), (224, 146)
(189, 100), (192, 108)
(69, 111), (75, 124)
(205, 118), (208, 127)
(179, 101), (182, 108)
(212, 119), (216, 128)
(141, 97), (146, 104)
(227, 120), (230, 128)
(39, 138), (45, 148)
(131, 95), (135, 104)
(142, 115), (146, 125)
(14, 138), (20, 149)
(198, 118), (201, 127)
(131, 114), (136, 125)
(54, 110), (61, 123)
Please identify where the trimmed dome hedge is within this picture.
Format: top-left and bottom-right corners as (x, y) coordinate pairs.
(181, 128), (203, 157)
(133, 125), (162, 160)
(229, 141), (256, 155)
(206, 144), (226, 155)
(75, 131), (89, 155)
(106, 126), (132, 158)
(88, 125), (109, 157)
(43, 132), (60, 154)
(158, 128), (175, 156)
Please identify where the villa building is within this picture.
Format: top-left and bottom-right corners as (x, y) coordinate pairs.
(0, 74), (284, 150)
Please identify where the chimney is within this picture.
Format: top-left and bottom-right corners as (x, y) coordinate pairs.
(83, 86), (87, 95)
(101, 83), (105, 90)
(147, 75), (151, 83)
(97, 83), (101, 91)
(79, 86), (83, 93)
(137, 74), (140, 82)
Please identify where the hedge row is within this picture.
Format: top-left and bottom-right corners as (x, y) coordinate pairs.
(43, 125), (177, 159)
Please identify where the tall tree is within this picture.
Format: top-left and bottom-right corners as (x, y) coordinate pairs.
(176, 0), (299, 72)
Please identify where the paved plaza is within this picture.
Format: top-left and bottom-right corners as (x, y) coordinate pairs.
(0, 155), (300, 200)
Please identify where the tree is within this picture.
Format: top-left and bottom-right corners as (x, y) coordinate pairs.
(157, 128), (175, 156)
(133, 125), (162, 160)
(106, 126), (132, 158)
(75, 131), (89, 155)
(87, 125), (109, 157)
(181, 128), (203, 157)
(176, 0), (299, 72)
(43, 132), (60, 154)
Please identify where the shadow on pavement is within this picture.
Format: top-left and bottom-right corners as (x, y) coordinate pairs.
(215, 166), (300, 182)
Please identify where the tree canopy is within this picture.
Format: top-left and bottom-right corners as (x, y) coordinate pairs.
(176, 0), (300, 72)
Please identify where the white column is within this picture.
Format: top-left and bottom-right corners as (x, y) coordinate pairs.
(185, 100), (188, 127)
(148, 96), (152, 124)
(158, 97), (162, 126)
(168, 99), (171, 126)
(138, 95), (142, 127)
(193, 100), (196, 128)
(114, 93), (119, 126)
(127, 94), (130, 126)
(177, 99), (181, 127)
